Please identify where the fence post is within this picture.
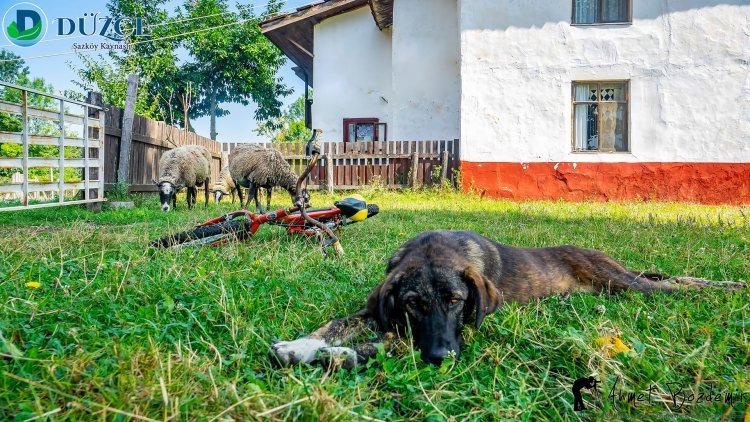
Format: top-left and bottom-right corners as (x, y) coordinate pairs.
(410, 151), (419, 188)
(86, 92), (104, 211)
(440, 150), (448, 186)
(117, 74), (138, 186)
(325, 154), (334, 194)
(221, 151), (229, 170)
(21, 90), (28, 206)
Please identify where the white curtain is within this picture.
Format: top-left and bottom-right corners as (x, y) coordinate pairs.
(574, 0), (598, 24)
(574, 84), (591, 150)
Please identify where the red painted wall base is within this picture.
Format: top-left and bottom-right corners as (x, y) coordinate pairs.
(461, 161), (750, 204)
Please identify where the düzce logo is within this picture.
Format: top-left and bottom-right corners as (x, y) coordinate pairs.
(572, 376), (599, 411)
(3, 2), (47, 47)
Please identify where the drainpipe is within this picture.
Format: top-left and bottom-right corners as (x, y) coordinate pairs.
(304, 72), (312, 129)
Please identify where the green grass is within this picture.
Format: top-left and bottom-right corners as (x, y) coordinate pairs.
(0, 190), (749, 421)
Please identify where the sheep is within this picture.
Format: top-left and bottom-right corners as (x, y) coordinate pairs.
(212, 144), (267, 205)
(211, 167), (238, 204)
(154, 145), (212, 211)
(228, 146), (298, 213)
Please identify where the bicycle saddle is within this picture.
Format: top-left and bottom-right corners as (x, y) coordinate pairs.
(334, 197), (368, 221)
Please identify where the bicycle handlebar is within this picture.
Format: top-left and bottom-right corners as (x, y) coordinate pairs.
(294, 129), (344, 257)
(295, 129), (322, 196)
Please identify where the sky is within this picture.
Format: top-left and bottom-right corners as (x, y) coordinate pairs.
(0, 0), (311, 142)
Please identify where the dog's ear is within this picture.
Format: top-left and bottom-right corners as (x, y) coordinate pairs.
(463, 266), (501, 329)
(366, 277), (396, 331)
(385, 247), (406, 274)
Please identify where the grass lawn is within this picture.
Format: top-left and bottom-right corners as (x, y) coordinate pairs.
(1, 189), (749, 421)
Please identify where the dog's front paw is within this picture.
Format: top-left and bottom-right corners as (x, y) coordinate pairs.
(316, 346), (360, 370)
(268, 338), (328, 367)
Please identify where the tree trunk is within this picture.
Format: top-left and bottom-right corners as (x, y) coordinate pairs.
(209, 90), (218, 140)
(179, 95), (190, 131)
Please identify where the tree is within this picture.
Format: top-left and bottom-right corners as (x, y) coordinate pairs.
(179, 0), (290, 140)
(256, 93), (312, 143)
(71, 53), (162, 119)
(71, 0), (185, 124)
(72, 0), (291, 139)
(0, 50), (30, 84)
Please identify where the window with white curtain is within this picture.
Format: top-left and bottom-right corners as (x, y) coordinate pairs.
(573, 81), (629, 152)
(572, 0), (631, 24)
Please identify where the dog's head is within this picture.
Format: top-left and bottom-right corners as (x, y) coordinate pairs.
(367, 245), (500, 365)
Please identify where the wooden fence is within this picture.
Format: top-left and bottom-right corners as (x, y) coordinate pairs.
(221, 139), (460, 190)
(103, 102), (460, 193)
(104, 106), (223, 192)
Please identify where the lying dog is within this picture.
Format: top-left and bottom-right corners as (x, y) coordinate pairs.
(269, 230), (745, 368)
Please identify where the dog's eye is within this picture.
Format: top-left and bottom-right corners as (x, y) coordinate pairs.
(449, 297), (463, 306)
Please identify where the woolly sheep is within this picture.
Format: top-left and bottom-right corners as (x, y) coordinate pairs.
(228, 146), (298, 213)
(211, 167), (237, 204)
(213, 144), (268, 205)
(154, 145), (212, 211)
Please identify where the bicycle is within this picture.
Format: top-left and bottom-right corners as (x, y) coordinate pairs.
(149, 130), (379, 256)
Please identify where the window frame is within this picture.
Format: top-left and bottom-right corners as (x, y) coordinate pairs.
(571, 0), (632, 26)
(571, 80), (630, 153)
(342, 118), (387, 143)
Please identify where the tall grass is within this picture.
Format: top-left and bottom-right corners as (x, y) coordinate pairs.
(0, 190), (748, 420)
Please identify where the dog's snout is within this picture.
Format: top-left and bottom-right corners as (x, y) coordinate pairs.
(161, 204), (170, 212)
(424, 347), (451, 365)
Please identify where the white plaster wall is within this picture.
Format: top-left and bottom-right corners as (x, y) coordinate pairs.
(459, 0), (750, 163)
(391, 0), (461, 140)
(312, 6), (392, 140)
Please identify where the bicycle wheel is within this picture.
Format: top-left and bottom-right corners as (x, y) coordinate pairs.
(150, 219), (251, 248)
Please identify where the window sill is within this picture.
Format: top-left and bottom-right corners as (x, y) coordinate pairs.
(571, 150), (632, 154)
(570, 22), (632, 27)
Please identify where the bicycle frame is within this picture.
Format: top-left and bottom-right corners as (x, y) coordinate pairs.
(196, 130), (346, 254)
(192, 205), (345, 244)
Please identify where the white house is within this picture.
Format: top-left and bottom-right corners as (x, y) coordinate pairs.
(261, 0), (750, 204)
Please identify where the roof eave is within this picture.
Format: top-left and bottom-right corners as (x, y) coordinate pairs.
(260, 0), (370, 84)
(368, 0), (393, 30)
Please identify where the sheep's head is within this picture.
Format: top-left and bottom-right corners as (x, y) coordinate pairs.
(212, 189), (227, 204)
(155, 180), (179, 211)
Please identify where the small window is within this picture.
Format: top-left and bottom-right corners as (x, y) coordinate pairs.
(343, 118), (387, 143)
(572, 81), (629, 152)
(572, 0), (631, 24)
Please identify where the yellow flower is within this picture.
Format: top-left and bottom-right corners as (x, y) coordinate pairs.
(26, 282), (40, 289)
(597, 336), (631, 357)
(399, 232), (405, 236)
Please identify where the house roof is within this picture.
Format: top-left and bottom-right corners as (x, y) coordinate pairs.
(260, 0), (370, 85)
(368, 0), (394, 29)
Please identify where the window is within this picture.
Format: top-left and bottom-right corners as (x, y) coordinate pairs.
(343, 118), (387, 143)
(572, 81), (629, 152)
(572, 0), (631, 24)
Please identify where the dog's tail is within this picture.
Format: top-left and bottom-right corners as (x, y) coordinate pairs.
(635, 272), (668, 281)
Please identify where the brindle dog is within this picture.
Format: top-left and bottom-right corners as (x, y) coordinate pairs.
(269, 230), (745, 369)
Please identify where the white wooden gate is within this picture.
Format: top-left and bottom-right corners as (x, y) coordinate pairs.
(0, 81), (104, 211)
